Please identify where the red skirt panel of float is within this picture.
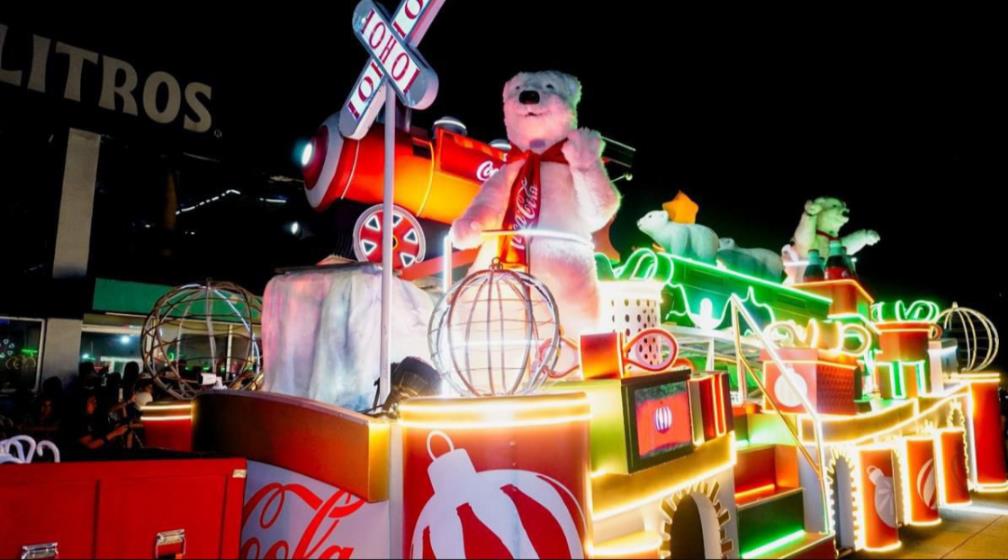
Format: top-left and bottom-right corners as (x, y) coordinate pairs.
(192, 391), (392, 559)
(400, 393), (592, 560)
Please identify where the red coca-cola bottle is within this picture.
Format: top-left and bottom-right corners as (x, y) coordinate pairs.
(824, 240), (852, 280)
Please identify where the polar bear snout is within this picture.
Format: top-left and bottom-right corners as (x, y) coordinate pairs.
(519, 90), (540, 105)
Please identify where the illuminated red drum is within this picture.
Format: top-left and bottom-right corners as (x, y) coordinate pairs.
(970, 381), (1008, 486)
(938, 429), (971, 506)
(904, 437), (939, 525)
(399, 394), (591, 559)
(858, 447), (899, 550)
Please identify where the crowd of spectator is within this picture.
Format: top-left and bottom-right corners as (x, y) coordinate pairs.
(2, 361), (165, 460)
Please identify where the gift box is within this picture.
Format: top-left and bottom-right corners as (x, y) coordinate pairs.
(793, 279), (874, 318)
(688, 372), (733, 441)
(875, 321), (938, 363)
(761, 347), (859, 415)
(874, 360), (924, 399)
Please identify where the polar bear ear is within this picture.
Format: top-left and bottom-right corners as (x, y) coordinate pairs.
(503, 72), (528, 99)
(558, 72), (582, 109)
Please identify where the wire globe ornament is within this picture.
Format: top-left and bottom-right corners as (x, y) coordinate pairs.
(428, 261), (560, 397)
(937, 302), (999, 372)
(141, 281), (262, 400)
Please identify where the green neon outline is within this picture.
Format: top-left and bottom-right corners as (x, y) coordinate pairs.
(610, 249), (832, 304)
(664, 285), (777, 332)
(870, 299), (941, 323)
(600, 249), (829, 331)
(877, 359), (926, 399)
(740, 529), (807, 559)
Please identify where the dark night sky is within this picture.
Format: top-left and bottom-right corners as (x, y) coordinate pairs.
(3, 4), (1005, 347)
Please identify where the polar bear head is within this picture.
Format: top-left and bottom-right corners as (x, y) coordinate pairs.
(636, 210), (669, 235)
(813, 196), (850, 235)
(503, 70), (581, 153)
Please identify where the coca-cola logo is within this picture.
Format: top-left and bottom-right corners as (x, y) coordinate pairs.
(476, 160), (500, 181)
(241, 482), (366, 559)
(510, 178), (539, 251)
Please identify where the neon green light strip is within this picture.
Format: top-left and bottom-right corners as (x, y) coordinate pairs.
(740, 529), (807, 559)
(607, 249), (833, 304)
(598, 249), (831, 330)
(664, 285), (777, 331)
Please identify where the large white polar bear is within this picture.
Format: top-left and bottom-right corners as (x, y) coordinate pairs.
(451, 70), (621, 338)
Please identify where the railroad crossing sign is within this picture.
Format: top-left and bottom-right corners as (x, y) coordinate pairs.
(341, 0), (444, 405)
(340, 0), (443, 139)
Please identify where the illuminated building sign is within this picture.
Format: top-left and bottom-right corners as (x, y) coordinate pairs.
(0, 22), (213, 133)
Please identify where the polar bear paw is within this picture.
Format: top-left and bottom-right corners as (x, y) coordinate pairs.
(562, 128), (604, 171)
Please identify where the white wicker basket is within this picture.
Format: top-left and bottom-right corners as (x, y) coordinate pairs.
(597, 281), (664, 371)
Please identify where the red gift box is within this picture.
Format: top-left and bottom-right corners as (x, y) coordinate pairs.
(761, 347), (859, 415)
(875, 321), (938, 363)
(687, 372), (733, 441)
(793, 279), (874, 317)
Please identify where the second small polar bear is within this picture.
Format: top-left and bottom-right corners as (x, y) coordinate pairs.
(636, 210), (719, 264)
(637, 210), (785, 281)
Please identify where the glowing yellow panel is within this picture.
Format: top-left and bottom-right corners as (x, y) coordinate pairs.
(591, 432), (735, 521)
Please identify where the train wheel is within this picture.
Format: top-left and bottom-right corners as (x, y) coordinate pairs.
(352, 204), (427, 269)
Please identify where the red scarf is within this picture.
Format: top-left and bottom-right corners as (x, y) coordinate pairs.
(816, 229), (840, 241)
(498, 140), (568, 266)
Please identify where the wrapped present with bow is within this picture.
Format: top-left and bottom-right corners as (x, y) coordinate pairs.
(871, 300), (942, 362)
(760, 319), (871, 415)
(870, 300), (943, 397)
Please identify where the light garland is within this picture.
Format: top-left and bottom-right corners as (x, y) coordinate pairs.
(592, 434), (737, 522)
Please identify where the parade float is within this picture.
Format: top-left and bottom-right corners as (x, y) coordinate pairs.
(2, 2), (1006, 560)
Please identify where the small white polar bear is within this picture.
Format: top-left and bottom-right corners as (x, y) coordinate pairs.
(637, 210), (719, 264)
(451, 70), (621, 340)
(717, 238), (785, 281)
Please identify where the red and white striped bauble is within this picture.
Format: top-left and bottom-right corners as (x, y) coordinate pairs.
(916, 458), (937, 510)
(654, 405), (673, 433)
(410, 434), (586, 559)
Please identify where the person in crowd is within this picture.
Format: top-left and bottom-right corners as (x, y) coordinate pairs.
(67, 361), (100, 401)
(102, 371), (123, 410)
(19, 396), (60, 440)
(131, 378), (155, 410)
(41, 376), (64, 404)
(60, 389), (129, 458)
(122, 362), (140, 402)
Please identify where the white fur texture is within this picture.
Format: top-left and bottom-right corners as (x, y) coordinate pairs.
(262, 266), (433, 411)
(450, 71), (620, 338)
(637, 210), (719, 263)
(782, 197), (880, 283)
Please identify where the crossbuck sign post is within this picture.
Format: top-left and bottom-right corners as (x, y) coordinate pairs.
(346, 0), (442, 404)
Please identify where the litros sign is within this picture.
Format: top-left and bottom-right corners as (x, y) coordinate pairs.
(0, 23), (213, 134)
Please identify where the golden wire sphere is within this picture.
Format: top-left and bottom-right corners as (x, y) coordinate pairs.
(937, 302), (999, 372)
(428, 262), (560, 397)
(140, 281), (262, 400)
